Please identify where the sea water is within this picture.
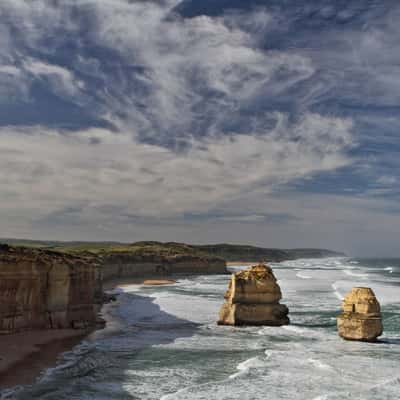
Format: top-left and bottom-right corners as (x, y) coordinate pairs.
(2, 258), (400, 399)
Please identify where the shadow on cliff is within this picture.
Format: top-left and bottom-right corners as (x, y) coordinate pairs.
(10, 293), (200, 399)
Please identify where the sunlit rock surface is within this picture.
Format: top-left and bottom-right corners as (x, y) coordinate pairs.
(337, 287), (383, 342)
(218, 264), (289, 326)
(0, 245), (102, 334)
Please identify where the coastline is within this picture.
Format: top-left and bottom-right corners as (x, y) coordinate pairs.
(103, 276), (178, 290)
(0, 329), (89, 390)
(0, 277), (178, 392)
(226, 261), (257, 266)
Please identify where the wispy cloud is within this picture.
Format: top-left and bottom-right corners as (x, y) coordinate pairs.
(0, 112), (352, 218)
(0, 0), (398, 254)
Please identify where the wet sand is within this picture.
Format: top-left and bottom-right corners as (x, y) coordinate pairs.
(0, 278), (177, 391)
(103, 276), (177, 290)
(226, 261), (257, 266)
(0, 329), (88, 390)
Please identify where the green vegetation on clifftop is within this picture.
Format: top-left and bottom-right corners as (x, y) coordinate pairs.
(0, 239), (345, 262)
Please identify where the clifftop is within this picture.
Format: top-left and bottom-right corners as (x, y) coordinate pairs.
(0, 240), (345, 262)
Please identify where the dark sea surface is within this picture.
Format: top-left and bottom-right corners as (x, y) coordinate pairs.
(1, 258), (400, 399)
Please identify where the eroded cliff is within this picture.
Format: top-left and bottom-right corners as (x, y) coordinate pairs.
(0, 245), (102, 334)
(101, 252), (227, 281)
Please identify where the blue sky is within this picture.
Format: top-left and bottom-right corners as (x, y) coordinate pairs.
(1, 0), (399, 256)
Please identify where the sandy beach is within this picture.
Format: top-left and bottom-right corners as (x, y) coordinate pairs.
(226, 261), (257, 267)
(103, 277), (177, 290)
(0, 278), (177, 391)
(0, 329), (89, 389)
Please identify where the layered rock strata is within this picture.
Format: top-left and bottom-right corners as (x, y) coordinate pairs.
(0, 245), (102, 334)
(337, 287), (383, 341)
(218, 264), (289, 326)
(101, 253), (227, 281)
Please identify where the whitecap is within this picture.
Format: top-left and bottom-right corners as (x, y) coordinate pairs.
(331, 283), (343, 300)
(343, 270), (369, 278)
(228, 357), (265, 379)
(296, 272), (312, 279)
(307, 358), (333, 371)
(160, 387), (188, 400)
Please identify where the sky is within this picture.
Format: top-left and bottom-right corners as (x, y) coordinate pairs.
(0, 0), (399, 256)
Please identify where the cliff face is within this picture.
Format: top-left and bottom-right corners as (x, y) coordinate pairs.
(0, 245), (102, 334)
(101, 252), (227, 281)
(218, 264), (289, 326)
(337, 287), (383, 342)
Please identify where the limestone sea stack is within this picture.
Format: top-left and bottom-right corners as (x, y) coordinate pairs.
(337, 287), (383, 342)
(218, 264), (289, 326)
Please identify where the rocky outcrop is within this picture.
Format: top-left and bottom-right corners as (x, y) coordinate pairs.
(0, 245), (102, 334)
(218, 264), (289, 326)
(337, 287), (383, 342)
(101, 253), (227, 281)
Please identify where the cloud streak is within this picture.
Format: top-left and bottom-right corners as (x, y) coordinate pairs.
(1, 0), (398, 254)
(0, 112), (352, 219)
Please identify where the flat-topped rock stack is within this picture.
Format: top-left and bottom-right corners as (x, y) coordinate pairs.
(337, 287), (383, 342)
(218, 264), (289, 326)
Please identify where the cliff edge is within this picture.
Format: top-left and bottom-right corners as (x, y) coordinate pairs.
(0, 244), (102, 334)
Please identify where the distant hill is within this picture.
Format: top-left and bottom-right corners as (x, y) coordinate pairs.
(193, 244), (345, 262)
(0, 239), (345, 262)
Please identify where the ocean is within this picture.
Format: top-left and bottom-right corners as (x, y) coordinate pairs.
(2, 258), (400, 400)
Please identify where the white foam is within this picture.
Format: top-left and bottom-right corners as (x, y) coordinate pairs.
(307, 358), (333, 371)
(331, 283), (343, 300)
(343, 270), (369, 278)
(160, 387), (187, 400)
(384, 267), (394, 273)
(228, 357), (265, 379)
(117, 284), (144, 293)
(281, 325), (327, 339)
(296, 272), (312, 279)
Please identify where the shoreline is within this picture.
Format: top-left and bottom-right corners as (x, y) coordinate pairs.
(0, 277), (179, 392)
(0, 329), (90, 390)
(226, 261), (258, 266)
(103, 276), (179, 290)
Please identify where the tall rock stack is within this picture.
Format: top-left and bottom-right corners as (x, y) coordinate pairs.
(337, 287), (383, 342)
(218, 264), (289, 326)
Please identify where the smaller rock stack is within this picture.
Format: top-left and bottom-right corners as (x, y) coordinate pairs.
(218, 264), (289, 326)
(337, 287), (383, 342)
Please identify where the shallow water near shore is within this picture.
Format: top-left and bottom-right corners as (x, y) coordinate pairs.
(2, 257), (400, 399)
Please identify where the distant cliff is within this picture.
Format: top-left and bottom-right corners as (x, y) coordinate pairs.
(0, 245), (102, 334)
(194, 244), (346, 262)
(52, 242), (228, 281)
(42, 241), (343, 279)
(0, 239), (345, 265)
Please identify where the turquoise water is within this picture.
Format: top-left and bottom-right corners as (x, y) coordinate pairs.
(2, 258), (400, 399)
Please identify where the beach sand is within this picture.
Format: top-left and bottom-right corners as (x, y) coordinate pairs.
(226, 261), (257, 267)
(103, 277), (177, 290)
(0, 329), (88, 389)
(0, 277), (177, 390)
